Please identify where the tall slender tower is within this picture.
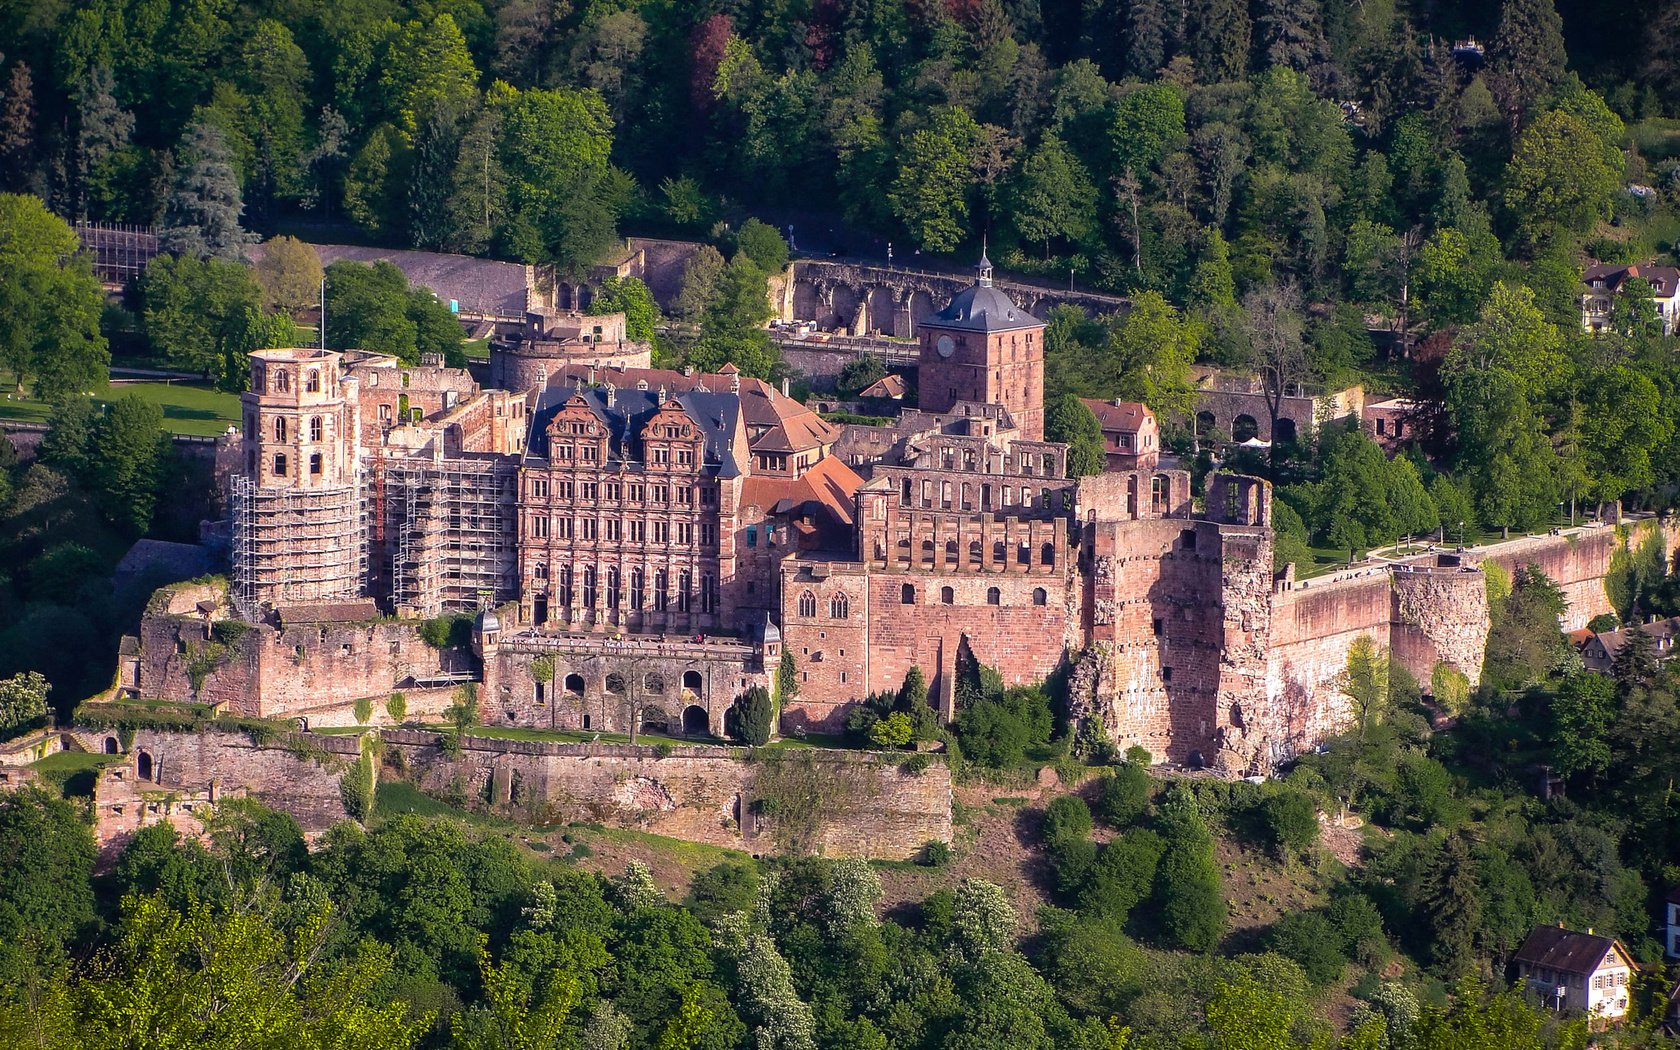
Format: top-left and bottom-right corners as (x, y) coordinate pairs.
(230, 348), (366, 612)
(916, 251), (1047, 439)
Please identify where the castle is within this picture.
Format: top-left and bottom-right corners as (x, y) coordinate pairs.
(133, 255), (1661, 773)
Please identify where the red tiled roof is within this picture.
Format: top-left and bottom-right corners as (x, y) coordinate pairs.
(1079, 397), (1153, 432)
(741, 455), (863, 530)
(860, 374), (908, 398)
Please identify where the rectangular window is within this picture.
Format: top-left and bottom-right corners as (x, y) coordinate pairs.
(531, 516), (548, 539)
(531, 478), (549, 498)
(556, 518), (572, 539)
(746, 525), (757, 547)
(631, 521), (645, 542)
(558, 481), (573, 499)
(654, 521), (670, 543)
(582, 518), (597, 540)
(606, 519), (621, 541)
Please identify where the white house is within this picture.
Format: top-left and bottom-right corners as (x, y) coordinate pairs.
(1512, 925), (1637, 1023)
(1581, 262), (1680, 335)
(1665, 886), (1680, 960)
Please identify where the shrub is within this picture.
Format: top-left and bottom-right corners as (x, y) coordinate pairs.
(1050, 837), (1098, 897)
(417, 613), (474, 649)
(921, 840), (953, 867)
(1079, 828), (1164, 924)
(1260, 790), (1319, 859)
(1096, 762), (1151, 827)
(1042, 795), (1093, 850)
(1152, 789), (1225, 951)
(1268, 911), (1347, 985)
(210, 619), (251, 647)
(868, 711), (913, 748)
(530, 655), (555, 683)
(901, 753), (933, 775)
(386, 692), (407, 722)
(353, 695), (373, 725)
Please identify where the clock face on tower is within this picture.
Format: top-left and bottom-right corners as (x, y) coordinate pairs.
(936, 335), (955, 358)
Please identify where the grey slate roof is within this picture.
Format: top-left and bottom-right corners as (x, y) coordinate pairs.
(526, 385), (743, 477)
(924, 280), (1041, 333)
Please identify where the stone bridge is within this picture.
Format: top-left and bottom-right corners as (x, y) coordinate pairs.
(780, 259), (1130, 337)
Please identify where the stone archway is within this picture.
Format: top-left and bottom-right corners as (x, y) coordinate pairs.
(1233, 414), (1259, 442)
(639, 705), (669, 736)
(681, 704), (709, 736)
(682, 669), (703, 697)
(104, 736), (119, 755)
(563, 673), (585, 698)
(136, 750), (154, 781)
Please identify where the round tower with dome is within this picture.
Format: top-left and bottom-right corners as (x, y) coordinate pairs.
(915, 249), (1046, 440)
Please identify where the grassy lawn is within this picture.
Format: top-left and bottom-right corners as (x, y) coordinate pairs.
(375, 780), (510, 827)
(0, 370), (241, 437)
(463, 337), (490, 360)
(30, 750), (118, 774)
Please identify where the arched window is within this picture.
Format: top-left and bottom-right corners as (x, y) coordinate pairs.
(986, 587), (1001, 606)
(944, 539), (958, 562)
(309, 416), (323, 441)
(1033, 587), (1048, 606)
(1042, 542), (1055, 566)
(940, 586), (954, 605)
(830, 593), (849, 619)
(654, 570), (669, 610)
(274, 369), (290, 392)
(968, 540), (982, 564)
(631, 567), (644, 609)
(273, 417), (288, 441)
(798, 590), (817, 617)
(1017, 543), (1030, 565)
(606, 566), (620, 607)
(993, 540), (1006, 563)
(921, 537), (934, 553)
(900, 583), (916, 604)
(306, 369), (321, 393)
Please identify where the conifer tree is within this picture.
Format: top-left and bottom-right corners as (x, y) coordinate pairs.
(0, 62), (37, 194)
(1419, 833), (1482, 976)
(1611, 623), (1657, 696)
(1488, 0), (1567, 122)
(74, 65), (133, 222)
(159, 120), (254, 262)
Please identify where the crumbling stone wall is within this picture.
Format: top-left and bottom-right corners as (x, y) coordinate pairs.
(107, 729), (949, 860)
(386, 732), (950, 859)
(122, 729), (350, 835)
(137, 610), (465, 720)
(1390, 565), (1489, 686)
(482, 638), (764, 737)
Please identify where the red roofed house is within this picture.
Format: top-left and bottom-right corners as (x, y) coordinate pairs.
(1512, 924), (1637, 1024)
(1582, 262), (1680, 335)
(1078, 398), (1160, 472)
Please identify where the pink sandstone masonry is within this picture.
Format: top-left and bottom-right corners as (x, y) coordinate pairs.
(86, 728), (950, 861)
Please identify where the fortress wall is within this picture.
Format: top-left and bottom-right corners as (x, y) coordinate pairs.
(136, 613), (465, 718)
(1484, 529), (1617, 631)
(123, 729), (351, 834)
(1390, 566), (1490, 686)
(860, 567), (1073, 717)
(1265, 573), (1391, 749)
(102, 729), (949, 861)
(1090, 518), (1226, 762)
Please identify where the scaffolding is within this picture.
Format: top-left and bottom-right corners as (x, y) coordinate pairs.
(230, 473), (370, 617)
(375, 454), (518, 617)
(73, 223), (160, 287)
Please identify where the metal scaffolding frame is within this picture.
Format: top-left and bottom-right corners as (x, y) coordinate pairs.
(376, 455), (517, 617)
(230, 473), (369, 616)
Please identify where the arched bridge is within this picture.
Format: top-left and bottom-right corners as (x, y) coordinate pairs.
(780, 259), (1130, 337)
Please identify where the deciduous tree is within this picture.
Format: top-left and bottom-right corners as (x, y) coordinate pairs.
(0, 194), (108, 399)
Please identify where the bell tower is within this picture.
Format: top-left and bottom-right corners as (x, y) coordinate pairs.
(917, 250), (1046, 439)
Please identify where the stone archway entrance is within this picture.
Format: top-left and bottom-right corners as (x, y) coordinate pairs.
(136, 751), (154, 781)
(681, 705), (709, 736)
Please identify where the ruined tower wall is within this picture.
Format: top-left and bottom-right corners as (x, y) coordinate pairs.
(1390, 566), (1490, 686)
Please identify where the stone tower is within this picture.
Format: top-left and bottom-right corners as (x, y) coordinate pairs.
(917, 251), (1046, 440)
(230, 348), (367, 611)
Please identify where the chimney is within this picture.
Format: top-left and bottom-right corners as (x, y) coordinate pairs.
(684, 366), (694, 377)
(587, 365), (596, 385)
(781, 377), (790, 397)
